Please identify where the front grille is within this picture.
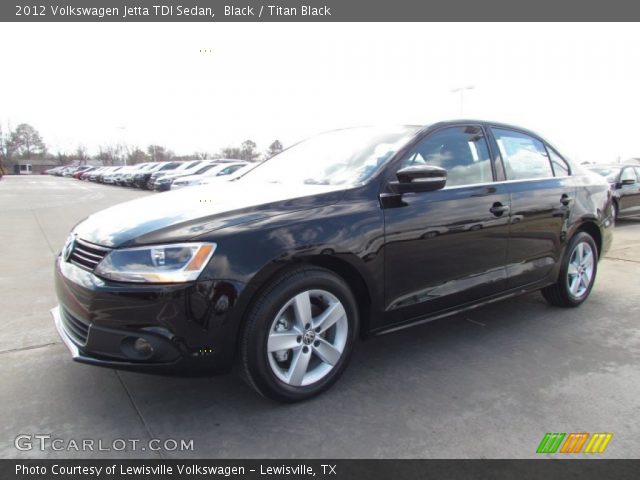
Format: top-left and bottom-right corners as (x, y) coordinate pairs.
(68, 238), (110, 271)
(61, 308), (90, 345)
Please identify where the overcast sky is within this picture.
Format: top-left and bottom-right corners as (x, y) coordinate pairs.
(1, 23), (639, 163)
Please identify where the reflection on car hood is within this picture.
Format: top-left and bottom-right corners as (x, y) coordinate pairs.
(74, 181), (345, 248)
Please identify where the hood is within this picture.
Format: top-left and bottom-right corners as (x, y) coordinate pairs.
(74, 181), (345, 248)
(172, 173), (214, 184)
(156, 171), (195, 182)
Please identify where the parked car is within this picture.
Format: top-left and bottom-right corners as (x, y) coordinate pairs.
(108, 165), (138, 186)
(587, 164), (640, 219)
(45, 166), (66, 176)
(91, 166), (118, 183)
(147, 160), (206, 190)
(151, 160), (219, 191)
(72, 166), (95, 179)
(167, 161), (248, 190)
(195, 163), (256, 187)
(119, 163), (154, 186)
(85, 167), (107, 181)
(52, 121), (613, 402)
(62, 166), (80, 177)
(96, 167), (120, 184)
(134, 161), (181, 189)
(88, 168), (104, 182)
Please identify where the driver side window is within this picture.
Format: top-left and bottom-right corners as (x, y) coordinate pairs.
(401, 126), (493, 187)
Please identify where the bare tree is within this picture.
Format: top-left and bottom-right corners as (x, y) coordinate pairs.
(266, 140), (283, 158)
(55, 151), (72, 166)
(76, 145), (89, 165)
(8, 123), (46, 158)
(127, 147), (150, 165)
(0, 125), (8, 174)
(241, 140), (260, 162)
(146, 145), (174, 162)
(96, 145), (120, 166)
(220, 147), (242, 159)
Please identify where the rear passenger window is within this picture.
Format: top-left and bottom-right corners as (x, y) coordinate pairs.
(548, 147), (570, 177)
(401, 126), (493, 187)
(492, 128), (553, 181)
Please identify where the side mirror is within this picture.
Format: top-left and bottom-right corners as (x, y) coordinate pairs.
(390, 165), (447, 194)
(619, 178), (636, 187)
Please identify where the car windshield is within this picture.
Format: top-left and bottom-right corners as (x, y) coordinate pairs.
(589, 166), (620, 182)
(241, 126), (420, 186)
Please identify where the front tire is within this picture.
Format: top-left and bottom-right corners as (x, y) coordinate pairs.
(542, 232), (598, 308)
(239, 267), (359, 402)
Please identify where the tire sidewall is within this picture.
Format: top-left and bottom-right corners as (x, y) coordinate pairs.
(244, 268), (359, 402)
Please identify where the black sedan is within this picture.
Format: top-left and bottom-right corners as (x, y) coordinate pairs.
(587, 164), (640, 219)
(52, 121), (614, 401)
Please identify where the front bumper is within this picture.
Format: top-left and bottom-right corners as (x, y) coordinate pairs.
(133, 175), (151, 188)
(153, 182), (172, 191)
(52, 305), (182, 372)
(53, 256), (248, 375)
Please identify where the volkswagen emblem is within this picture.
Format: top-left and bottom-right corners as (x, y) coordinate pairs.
(302, 329), (316, 345)
(62, 236), (75, 262)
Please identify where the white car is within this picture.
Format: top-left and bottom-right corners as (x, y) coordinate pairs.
(170, 162), (249, 190)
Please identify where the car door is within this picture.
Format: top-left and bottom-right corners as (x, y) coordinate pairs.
(617, 166), (640, 217)
(382, 125), (510, 324)
(488, 127), (576, 288)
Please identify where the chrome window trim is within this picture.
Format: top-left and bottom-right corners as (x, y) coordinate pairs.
(440, 175), (571, 191)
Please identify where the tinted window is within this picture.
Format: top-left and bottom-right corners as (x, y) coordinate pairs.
(548, 147), (570, 176)
(218, 164), (244, 175)
(492, 128), (553, 181)
(160, 162), (181, 171)
(620, 167), (638, 183)
(195, 164), (216, 174)
(401, 126), (493, 187)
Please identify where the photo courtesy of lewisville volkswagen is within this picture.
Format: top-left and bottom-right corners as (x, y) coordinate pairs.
(52, 120), (613, 402)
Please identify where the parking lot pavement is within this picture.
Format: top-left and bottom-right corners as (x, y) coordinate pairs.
(1, 175), (639, 459)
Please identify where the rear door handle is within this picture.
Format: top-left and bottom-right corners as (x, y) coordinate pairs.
(490, 202), (510, 216)
(561, 194), (573, 206)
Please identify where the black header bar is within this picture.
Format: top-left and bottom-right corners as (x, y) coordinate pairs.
(3, 0), (640, 22)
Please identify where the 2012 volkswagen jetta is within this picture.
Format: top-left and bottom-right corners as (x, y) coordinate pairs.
(52, 121), (614, 401)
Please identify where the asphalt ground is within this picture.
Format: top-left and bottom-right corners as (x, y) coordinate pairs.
(1, 175), (639, 459)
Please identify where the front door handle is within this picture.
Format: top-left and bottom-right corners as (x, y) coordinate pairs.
(490, 202), (510, 216)
(561, 194), (573, 206)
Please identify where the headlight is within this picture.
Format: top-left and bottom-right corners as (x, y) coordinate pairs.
(95, 243), (216, 283)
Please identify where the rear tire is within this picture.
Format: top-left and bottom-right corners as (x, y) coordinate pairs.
(239, 266), (358, 402)
(542, 232), (598, 308)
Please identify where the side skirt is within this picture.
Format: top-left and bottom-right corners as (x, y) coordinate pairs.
(371, 280), (555, 336)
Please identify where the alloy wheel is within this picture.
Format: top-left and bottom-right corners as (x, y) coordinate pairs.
(267, 289), (348, 387)
(566, 241), (595, 299)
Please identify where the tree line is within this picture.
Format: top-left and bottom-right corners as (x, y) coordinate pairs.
(0, 123), (284, 169)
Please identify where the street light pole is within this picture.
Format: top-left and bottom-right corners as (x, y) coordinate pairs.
(451, 85), (475, 116)
(117, 126), (127, 166)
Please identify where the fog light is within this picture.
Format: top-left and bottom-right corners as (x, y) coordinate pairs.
(133, 337), (154, 358)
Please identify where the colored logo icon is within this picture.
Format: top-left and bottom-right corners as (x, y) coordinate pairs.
(537, 432), (613, 454)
